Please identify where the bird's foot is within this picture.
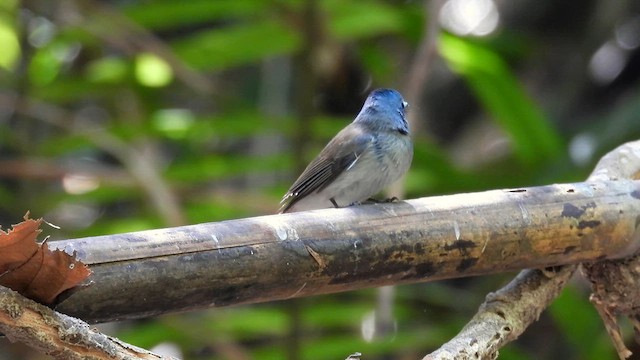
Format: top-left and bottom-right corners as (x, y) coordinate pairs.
(355, 197), (399, 205)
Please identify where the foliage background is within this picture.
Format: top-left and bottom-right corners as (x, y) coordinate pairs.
(1, 0), (640, 359)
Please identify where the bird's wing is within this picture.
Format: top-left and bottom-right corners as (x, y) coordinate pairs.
(279, 128), (373, 213)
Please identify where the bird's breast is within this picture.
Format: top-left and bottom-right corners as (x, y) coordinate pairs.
(320, 132), (412, 205)
(373, 132), (413, 179)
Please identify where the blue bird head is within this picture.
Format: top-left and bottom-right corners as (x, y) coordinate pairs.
(354, 89), (409, 135)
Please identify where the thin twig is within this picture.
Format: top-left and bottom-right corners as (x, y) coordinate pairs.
(402, 0), (444, 136)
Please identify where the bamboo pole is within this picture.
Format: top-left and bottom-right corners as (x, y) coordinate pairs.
(51, 179), (640, 323)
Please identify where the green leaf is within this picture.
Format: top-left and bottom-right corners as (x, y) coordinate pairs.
(439, 33), (563, 163)
(116, 318), (194, 349)
(183, 111), (289, 140)
(166, 154), (291, 182)
(86, 57), (129, 84)
(0, 13), (19, 71)
(185, 201), (254, 223)
(0, 185), (15, 212)
(325, 1), (407, 40)
(358, 43), (397, 83)
(29, 46), (63, 85)
(78, 216), (159, 237)
(36, 134), (94, 156)
(123, 0), (270, 31)
(172, 21), (301, 70)
(33, 77), (122, 102)
(208, 307), (289, 337)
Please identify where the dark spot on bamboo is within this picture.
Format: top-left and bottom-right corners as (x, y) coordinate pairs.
(216, 284), (253, 305)
(326, 244), (415, 284)
(495, 310), (505, 319)
(561, 203), (584, 218)
(631, 190), (640, 199)
(415, 262), (436, 277)
(566, 189), (575, 193)
(508, 189), (526, 193)
(562, 202), (597, 219)
(563, 246), (576, 254)
(457, 257), (478, 272)
(578, 220), (601, 229)
(444, 239), (476, 253)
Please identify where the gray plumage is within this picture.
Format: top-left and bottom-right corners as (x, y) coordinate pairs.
(279, 88), (413, 213)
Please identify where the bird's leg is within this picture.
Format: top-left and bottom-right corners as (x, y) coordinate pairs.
(329, 198), (339, 208)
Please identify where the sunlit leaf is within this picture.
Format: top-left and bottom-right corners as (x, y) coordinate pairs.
(135, 53), (173, 87)
(0, 18), (19, 70)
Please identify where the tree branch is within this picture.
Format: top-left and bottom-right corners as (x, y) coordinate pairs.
(424, 140), (640, 360)
(582, 140), (640, 359)
(424, 267), (576, 360)
(0, 286), (175, 360)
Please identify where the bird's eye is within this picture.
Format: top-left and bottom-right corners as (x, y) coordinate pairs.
(402, 101), (408, 109)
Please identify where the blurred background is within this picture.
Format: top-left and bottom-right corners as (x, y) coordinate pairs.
(1, 0), (640, 359)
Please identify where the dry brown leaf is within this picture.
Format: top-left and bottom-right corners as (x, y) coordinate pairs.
(0, 215), (40, 275)
(0, 213), (91, 304)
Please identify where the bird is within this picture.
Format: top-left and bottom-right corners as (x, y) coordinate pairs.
(279, 88), (413, 213)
